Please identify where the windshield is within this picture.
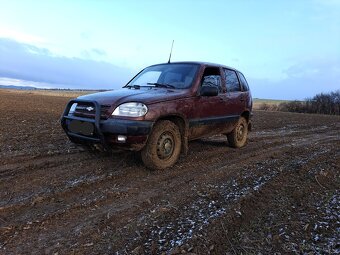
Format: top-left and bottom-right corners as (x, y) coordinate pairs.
(127, 63), (199, 89)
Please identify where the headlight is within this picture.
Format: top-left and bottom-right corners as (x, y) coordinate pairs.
(112, 102), (148, 117)
(69, 103), (77, 114)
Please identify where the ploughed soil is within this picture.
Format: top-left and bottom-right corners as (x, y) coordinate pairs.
(0, 89), (339, 254)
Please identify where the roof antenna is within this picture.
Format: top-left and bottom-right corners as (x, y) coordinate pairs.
(167, 40), (174, 63)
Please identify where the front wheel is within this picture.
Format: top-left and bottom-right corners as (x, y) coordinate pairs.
(141, 120), (181, 170)
(227, 117), (248, 148)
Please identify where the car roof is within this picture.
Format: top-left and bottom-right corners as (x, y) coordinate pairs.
(148, 61), (241, 73)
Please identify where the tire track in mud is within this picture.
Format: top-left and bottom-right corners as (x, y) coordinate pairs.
(189, 143), (340, 254)
(1, 123), (338, 253)
(120, 130), (339, 254)
(0, 151), (86, 176)
(0, 152), (132, 212)
(1, 126), (336, 207)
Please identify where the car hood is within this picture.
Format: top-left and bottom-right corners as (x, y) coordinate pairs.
(77, 87), (190, 106)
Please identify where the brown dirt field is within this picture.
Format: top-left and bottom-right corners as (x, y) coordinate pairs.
(0, 89), (339, 254)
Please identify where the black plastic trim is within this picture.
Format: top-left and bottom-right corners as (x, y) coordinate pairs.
(101, 119), (152, 135)
(189, 115), (239, 127)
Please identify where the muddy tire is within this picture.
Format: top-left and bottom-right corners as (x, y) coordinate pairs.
(227, 116), (248, 148)
(141, 120), (181, 170)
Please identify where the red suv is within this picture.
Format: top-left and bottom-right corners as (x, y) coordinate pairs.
(61, 62), (252, 169)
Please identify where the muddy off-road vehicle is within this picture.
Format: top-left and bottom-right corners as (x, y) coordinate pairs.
(61, 62), (252, 169)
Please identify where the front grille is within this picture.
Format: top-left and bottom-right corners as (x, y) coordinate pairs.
(74, 103), (111, 119)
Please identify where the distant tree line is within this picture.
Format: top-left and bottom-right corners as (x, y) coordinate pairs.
(258, 90), (340, 115)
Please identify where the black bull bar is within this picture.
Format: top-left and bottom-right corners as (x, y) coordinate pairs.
(60, 99), (109, 149)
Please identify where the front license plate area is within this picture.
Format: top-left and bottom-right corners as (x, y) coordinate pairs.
(68, 120), (94, 136)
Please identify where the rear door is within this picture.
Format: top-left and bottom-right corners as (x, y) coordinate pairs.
(222, 68), (245, 128)
(237, 71), (252, 111)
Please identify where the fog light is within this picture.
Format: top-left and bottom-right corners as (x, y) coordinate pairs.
(117, 135), (127, 143)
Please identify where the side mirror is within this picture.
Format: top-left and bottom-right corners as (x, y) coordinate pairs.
(200, 85), (218, 96)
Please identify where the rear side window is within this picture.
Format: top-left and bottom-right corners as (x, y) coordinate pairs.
(224, 69), (240, 92)
(238, 72), (249, 91)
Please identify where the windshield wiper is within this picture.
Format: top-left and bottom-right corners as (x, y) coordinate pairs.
(125, 85), (140, 89)
(147, 83), (176, 89)
(126, 84), (145, 89)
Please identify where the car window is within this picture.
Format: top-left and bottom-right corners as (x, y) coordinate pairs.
(238, 72), (249, 91)
(133, 71), (161, 85)
(202, 75), (222, 93)
(202, 67), (223, 93)
(128, 64), (199, 89)
(224, 69), (240, 92)
(163, 72), (182, 84)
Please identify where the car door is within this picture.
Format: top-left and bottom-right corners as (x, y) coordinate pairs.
(188, 66), (228, 139)
(237, 71), (252, 111)
(220, 68), (245, 132)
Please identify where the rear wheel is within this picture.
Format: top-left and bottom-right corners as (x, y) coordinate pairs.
(227, 116), (248, 148)
(141, 120), (181, 170)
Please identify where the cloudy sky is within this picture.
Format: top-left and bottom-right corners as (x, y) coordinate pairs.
(0, 0), (339, 99)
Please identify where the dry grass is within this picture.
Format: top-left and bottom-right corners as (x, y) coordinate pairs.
(253, 98), (290, 110)
(0, 88), (96, 98)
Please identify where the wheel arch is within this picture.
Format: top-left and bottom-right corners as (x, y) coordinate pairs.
(156, 114), (189, 155)
(241, 110), (252, 131)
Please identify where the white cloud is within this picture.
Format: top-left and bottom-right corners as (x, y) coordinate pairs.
(0, 26), (46, 44)
(250, 59), (340, 100)
(0, 77), (55, 88)
(0, 38), (133, 89)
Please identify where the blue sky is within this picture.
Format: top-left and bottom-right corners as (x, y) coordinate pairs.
(0, 0), (339, 99)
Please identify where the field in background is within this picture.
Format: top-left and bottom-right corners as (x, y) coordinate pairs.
(0, 88), (95, 98)
(253, 98), (291, 110)
(0, 89), (339, 254)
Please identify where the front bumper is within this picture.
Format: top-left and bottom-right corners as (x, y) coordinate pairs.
(60, 99), (153, 150)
